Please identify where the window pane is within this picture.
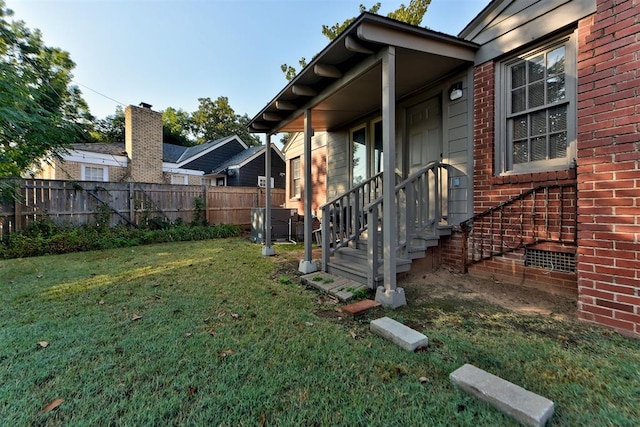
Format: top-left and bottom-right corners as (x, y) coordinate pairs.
(511, 61), (526, 88)
(511, 87), (526, 113)
(528, 81), (545, 108)
(513, 116), (528, 140)
(352, 127), (367, 186)
(528, 55), (545, 82)
(513, 141), (528, 164)
(531, 136), (547, 161)
(547, 46), (565, 75)
(550, 132), (567, 159)
(549, 106), (567, 132)
(547, 75), (566, 103)
(530, 111), (547, 136)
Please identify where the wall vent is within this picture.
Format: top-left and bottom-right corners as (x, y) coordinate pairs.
(525, 249), (575, 273)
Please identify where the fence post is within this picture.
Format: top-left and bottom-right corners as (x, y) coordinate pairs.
(129, 182), (135, 226)
(14, 185), (22, 232)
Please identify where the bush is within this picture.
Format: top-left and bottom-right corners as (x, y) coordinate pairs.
(0, 219), (242, 259)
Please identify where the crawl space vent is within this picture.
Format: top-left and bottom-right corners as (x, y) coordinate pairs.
(525, 249), (575, 273)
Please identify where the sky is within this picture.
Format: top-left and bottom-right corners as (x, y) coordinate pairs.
(7, 0), (491, 125)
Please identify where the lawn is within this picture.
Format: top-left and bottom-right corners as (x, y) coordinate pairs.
(1, 239), (639, 426)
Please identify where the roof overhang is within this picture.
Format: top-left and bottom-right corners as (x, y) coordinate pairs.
(249, 13), (478, 134)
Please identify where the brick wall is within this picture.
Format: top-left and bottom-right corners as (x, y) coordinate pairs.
(449, 31), (580, 295)
(576, 0), (640, 337)
(125, 105), (164, 184)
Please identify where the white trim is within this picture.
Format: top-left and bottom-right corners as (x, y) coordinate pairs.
(162, 163), (204, 176)
(173, 135), (249, 167)
(235, 145), (285, 170)
(64, 150), (128, 167)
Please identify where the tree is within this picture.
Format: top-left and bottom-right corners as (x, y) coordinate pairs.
(0, 1), (93, 177)
(190, 96), (261, 146)
(280, 1), (430, 81)
(91, 106), (125, 143)
(162, 107), (192, 146)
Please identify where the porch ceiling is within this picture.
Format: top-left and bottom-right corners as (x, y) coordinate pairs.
(249, 13), (478, 135)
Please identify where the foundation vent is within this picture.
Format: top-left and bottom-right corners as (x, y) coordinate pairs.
(525, 249), (575, 273)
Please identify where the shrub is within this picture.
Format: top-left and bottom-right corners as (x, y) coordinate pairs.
(0, 220), (242, 259)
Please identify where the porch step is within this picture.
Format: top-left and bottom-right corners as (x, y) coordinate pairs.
(300, 272), (367, 302)
(328, 248), (412, 287)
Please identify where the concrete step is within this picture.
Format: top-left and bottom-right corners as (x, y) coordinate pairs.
(370, 316), (428, 351)
(450, 364), (554, 427)
(300, 272), (367, 302)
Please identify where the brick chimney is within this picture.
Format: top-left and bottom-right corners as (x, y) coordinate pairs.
(125, 103), (164, 183)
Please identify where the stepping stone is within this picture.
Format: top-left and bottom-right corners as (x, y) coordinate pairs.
(340, 299), (381, 316)
(370, 317), (428, 351)
(450, 364), (554, 427)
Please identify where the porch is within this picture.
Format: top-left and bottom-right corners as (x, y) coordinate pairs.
(248, 13), (478, 307)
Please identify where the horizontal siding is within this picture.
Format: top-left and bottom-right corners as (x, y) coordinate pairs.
(468, 0), (596, 63)
(326, 131), (349, 200)
(442, 71), (473, 223)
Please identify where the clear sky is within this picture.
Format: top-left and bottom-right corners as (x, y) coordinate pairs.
(7, 0), (491, 122)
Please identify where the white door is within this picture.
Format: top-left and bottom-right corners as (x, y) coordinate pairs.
(408, 96), (442, 174)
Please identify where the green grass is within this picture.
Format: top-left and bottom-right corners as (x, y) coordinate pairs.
(1, 239), (639, 426)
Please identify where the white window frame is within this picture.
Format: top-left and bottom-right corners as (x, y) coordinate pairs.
(258, 176), (275, 188)
(495, 32), (577, 175)
(81, 165), (108, 182)
(171, 174), (188, 185)
(290, 156), (301, 199)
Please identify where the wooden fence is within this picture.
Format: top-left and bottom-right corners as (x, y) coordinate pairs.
(0, 179), (285, 238)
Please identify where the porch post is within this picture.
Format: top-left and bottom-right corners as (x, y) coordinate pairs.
(375, 46), (406, 308)
(299, 109), (317, 273)
(262, 133), (275, 256)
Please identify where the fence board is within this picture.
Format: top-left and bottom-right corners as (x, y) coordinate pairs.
(0, 178), (285, 238)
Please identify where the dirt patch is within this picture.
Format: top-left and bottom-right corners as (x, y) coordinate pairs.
(269, 245), (577, 321)
(400, 268), (577, 321)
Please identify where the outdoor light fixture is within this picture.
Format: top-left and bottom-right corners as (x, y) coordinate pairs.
(449, 82), (463, 101)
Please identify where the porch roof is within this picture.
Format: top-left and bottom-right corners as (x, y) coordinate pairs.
(248, 12), (479, 134)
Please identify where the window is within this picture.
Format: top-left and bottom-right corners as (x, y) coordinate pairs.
(82, 166), (108, 181)
(498, 34), (576, 174)
(171, 174), (188, 185)
(258, 176), (275, 188)
(290, 157), (301, 198)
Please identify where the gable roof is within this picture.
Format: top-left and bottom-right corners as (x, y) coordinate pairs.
(162, 135), (248, 164)
(210, 145), (284, 175)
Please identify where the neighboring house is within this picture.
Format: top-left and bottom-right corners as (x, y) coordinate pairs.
(281, 132), (327, 216)
(250, 0), (640, 337)
(37, 103), (284, 188)
(208, 144), (285, 188)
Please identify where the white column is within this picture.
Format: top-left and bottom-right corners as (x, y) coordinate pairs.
(299, 109), (317, 273)
(262, 134), (275, 256)
(375, 46), (406, 308)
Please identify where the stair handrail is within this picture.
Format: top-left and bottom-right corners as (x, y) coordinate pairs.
(319, 171), (384, 270)
(363, 161), (447, 287)
(460, 182), (577, 272)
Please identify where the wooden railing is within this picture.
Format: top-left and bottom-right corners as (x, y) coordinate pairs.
(364, 162), (447, 287)
(460, 183), (577, 272)
(319, 172), (384, 269)
(318, 163), (447, 288)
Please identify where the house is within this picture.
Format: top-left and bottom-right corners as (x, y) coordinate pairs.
(250, 0), (640, 337)
(37, 103), (285, 188)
